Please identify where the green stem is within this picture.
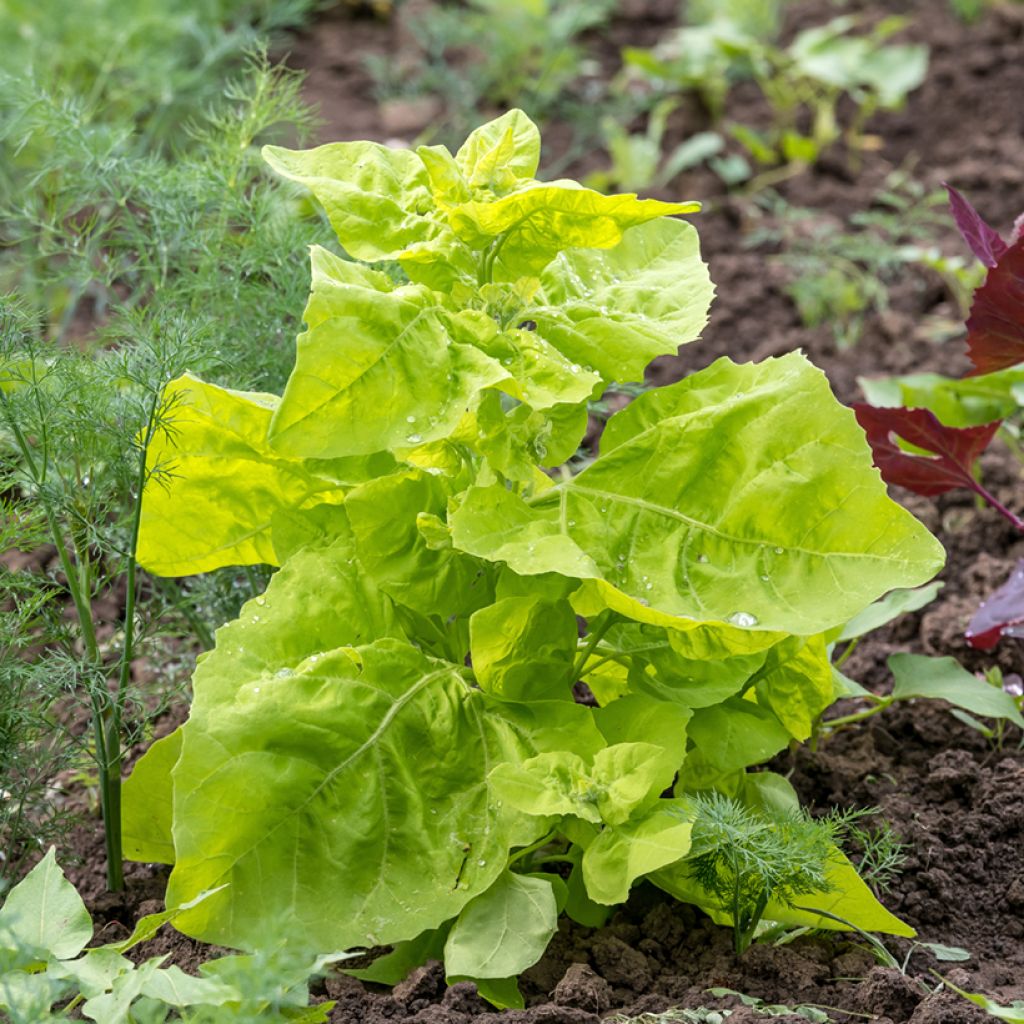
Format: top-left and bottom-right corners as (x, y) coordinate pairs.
(571, 613), (615, 684)
(833, 636), (860, 669)
(508, 830), (560, 867)
(821, 697), (893, 732)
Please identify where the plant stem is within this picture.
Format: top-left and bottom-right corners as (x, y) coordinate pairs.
(967, 478), (1024, 532)
(571, 613), (615, 683)
(507, 830), (560, 867)
(821, 697), (893, 732)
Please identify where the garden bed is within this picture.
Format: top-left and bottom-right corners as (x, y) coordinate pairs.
(7, 1), (1024, 1022)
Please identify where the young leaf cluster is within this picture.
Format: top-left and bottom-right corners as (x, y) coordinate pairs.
(0, 849), (341, 1023)
(119, 110), (942, 1003)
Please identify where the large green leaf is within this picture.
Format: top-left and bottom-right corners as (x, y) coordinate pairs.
(138, 375), (349, 576)
(443, 872), (558, 979)
(687, 698), (792, 773)
(0, 848), (92, 961)
(165, 640), (604, 951)
(122, 730), (181, 864)
(267, 248), (507, 458)
(123, 529), (400, 867)
(450, 354), (944, 637)
(533, 217), (714, 382)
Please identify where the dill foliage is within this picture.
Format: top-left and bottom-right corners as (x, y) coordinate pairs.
(685, 792), (872, 955)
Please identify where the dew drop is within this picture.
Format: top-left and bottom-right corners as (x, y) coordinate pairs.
(255, 596), (266, 607)
(773, 547), (784, 555)
(406, 433), (423, 444)
(570, 363), (581, 374)
(697, 554), (709, 564)
(406, 415), (417, 424)
(760, 574), (769, 582)
(275, 667), (293, 678)
(568, 519), (576, 527)
(253, 686), (260, 694)
(251, 615), (261, 623)
(728, 611), (759, 628)
(645, 582), (653, 591)
(477, 859), (486, 867)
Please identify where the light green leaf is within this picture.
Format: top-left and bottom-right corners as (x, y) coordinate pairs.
(443, 872), (557, 979)
(687, 698), (792, 773)
(943, 981), (1024, 1023)
(470, 596), (577, 701)
(138, 964), (237, 1007)
(262, 141), (462, 270)
(533, 217), (713, 381)
(489, 742), (674, 827)
(122, 730), (181, 865)
(453, 354), (943, 637)
(267, 247), (507, 458)
(837, 582), (943, 642)
(455, 109), (541, 191)
(489, 750), (602, 823)
(345, 469), (495, 619)
(0, 969), (67, 1022)
(107, 886), (226, 954)
(755, 636), (834, 741)
(166, 640), (603, 951)
(81, 957), (164, 1023)
(452, 182), (699, 277)
(464, 975), (524, 1010)
(345, 924), (451, 985)
(138, 375), (346, 576)
(46, 948), (133, 999)
(583, 800), (694, 905)
(0, 848), (92, 961)
(592, 693), (691, 781)
(189, 529), (398, 713)
(890, 654), (1024, 727)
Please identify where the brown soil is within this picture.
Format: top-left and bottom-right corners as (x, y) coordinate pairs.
(37, 1), (1024, 1021)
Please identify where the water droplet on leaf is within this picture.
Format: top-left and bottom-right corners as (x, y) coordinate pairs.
(727, 611), (759, 627)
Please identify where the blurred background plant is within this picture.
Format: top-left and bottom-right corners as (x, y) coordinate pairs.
(745, 173), (979, 349)
(365, 0), (616, 150)
(624, 6), (928, 186)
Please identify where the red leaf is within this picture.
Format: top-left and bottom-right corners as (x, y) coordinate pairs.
(852, 404), (1000, 497)
(945, 184), (1008, 268)
(965, 236), (1024, 375)
(966, 559), (1024, 651)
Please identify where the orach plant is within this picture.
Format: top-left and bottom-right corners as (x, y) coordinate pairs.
(122, 111), (944, 1005)
(856, 187), (1024, 653)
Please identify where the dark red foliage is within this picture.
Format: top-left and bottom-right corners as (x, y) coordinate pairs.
(966, 559), (1024, 651)
(852, 403), (1001, 497)
(965, 236), (1024, 375)
(945, 184), (1008, 268)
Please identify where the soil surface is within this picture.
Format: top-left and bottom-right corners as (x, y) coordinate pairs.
(42, 0), (1024, 1021)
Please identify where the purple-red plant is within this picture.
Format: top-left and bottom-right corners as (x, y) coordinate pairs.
(857, 187), (1024, 650)
(965, 559), (1024, 652)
